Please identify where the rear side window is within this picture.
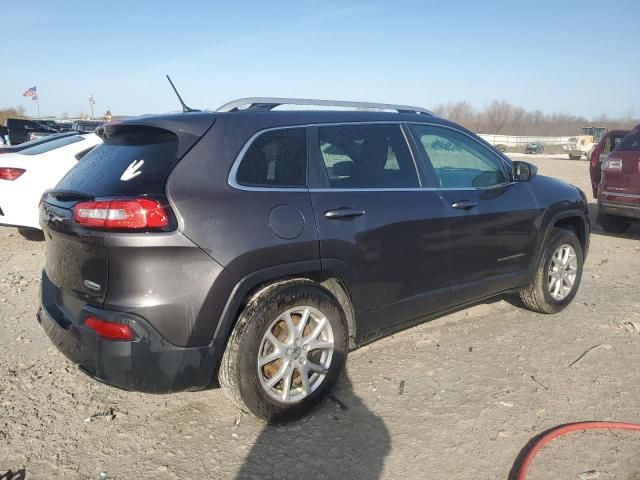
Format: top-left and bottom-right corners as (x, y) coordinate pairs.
(236, 128), (307, 188)
(410, 125), (507, 188)
(19, 135), (83, 156)
(618, 129), (640, 151)
(316, 124), (418, 188)
(56, 127), (178, 196)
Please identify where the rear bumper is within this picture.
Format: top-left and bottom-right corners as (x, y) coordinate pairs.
(38, 275), (221, 393)
(599, 200), (640, 221)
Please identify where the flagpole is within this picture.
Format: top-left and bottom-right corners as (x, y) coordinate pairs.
(36, 96), (40, 118)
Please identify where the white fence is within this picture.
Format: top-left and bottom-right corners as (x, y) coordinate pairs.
(478, 134), (572, 146)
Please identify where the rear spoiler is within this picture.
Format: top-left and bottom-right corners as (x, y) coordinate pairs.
(96, 112), (216, 158)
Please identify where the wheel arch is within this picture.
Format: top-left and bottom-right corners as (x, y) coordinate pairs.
(532, 210), (590, 271)
(213, 261), (357, 356)
(553, 215), (588, 253)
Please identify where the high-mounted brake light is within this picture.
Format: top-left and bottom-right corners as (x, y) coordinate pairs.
(0, 168), (25, 181)
(73, 198), (169, 230)
(84, 316), (135, 341)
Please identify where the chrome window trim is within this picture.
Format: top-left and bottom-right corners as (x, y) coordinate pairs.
(228, 121), (516, 192)
(228, 125), (311, 192)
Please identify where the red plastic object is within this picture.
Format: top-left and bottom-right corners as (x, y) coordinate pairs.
(517, 421), (640, 480)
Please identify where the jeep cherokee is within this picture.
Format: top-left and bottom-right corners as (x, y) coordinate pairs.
(38, 98), (590, 422)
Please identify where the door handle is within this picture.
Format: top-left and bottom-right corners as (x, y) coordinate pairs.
(324, 207), (366, 219)
(451, 200), (478, 210)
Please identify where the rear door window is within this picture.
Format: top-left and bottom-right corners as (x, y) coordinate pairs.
(316, 124), (418, 188)
(236, 128), (307, 188)
(410, 124), (508, 188)
(56, 127), (179, 196)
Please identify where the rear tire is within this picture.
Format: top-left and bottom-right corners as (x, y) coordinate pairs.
(597, 213), (631, 233)
(218, 279), (348, 423)
(520, 228), (583, 314)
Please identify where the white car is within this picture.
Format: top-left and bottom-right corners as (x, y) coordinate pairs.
(0, 133), (102, 230)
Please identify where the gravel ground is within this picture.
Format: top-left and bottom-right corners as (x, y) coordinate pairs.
(1, 154), (639, 480)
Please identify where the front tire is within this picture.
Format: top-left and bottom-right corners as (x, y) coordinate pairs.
(520, 228), (584, 314)
(218, 279), (349, 423)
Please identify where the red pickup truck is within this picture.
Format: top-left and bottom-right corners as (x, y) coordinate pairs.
(596, 124), (640, 233)
(589, 129), (629, 198)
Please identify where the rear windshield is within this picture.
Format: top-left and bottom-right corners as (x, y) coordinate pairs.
(55, 127), (179, 196)
(19, 135), (83, 156)
(617, 129), (640, 152)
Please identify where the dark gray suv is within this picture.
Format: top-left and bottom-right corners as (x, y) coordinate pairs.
(38, 98), (590, 422)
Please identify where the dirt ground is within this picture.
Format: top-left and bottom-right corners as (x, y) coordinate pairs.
(1, 154), (639, 480)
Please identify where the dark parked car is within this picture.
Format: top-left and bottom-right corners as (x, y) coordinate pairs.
(72, 120), (103, 132)
(38, 98), (590, 422)
(0, 125), (8, 145)
(597, 123), (640, 233)
(493, 143), (507, 153)
(524, 142), (544, 154)
(6, 118), (71, 145)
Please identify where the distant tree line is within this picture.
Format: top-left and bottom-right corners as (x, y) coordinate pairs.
(3, 101), (638, 136)
(433, 100), (639, 136)
(0, 106), (27, 126)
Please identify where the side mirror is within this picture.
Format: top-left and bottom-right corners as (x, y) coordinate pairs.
(512, 161), (538, 182)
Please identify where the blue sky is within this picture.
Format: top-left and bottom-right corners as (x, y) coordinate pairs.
(2, 0), (639, 119)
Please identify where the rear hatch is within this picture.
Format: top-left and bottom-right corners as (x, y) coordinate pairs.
(600, 126), (640, 204)
(40, 112), (215, 319)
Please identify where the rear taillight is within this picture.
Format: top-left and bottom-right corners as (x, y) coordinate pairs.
(590, 146), (601, 168)
(73, 198), (169, 230)
(84, 316), (134, 341)
(0, 168), (25, 181)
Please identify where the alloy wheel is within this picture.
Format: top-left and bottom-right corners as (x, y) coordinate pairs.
(547, 243), (578, 301)
(257, 306), (334, 403)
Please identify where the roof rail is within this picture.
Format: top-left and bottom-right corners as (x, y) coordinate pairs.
(216, 97), (434, 115)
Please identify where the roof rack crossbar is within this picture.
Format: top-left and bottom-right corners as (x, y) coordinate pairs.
(216, 97), (434, 115)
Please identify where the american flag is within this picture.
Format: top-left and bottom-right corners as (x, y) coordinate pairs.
(22, 86), (38, 100)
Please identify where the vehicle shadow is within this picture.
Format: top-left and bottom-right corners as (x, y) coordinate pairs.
(0, 469), (26, 480)
(587, 202), (640, 240)
(16, 227), (45, 242)
(234, 372), (390, 480)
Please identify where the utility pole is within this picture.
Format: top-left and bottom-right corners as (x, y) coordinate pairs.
(89, 94), (95, 120)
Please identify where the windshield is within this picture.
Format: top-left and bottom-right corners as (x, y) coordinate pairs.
(19, 135), (84, 156)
